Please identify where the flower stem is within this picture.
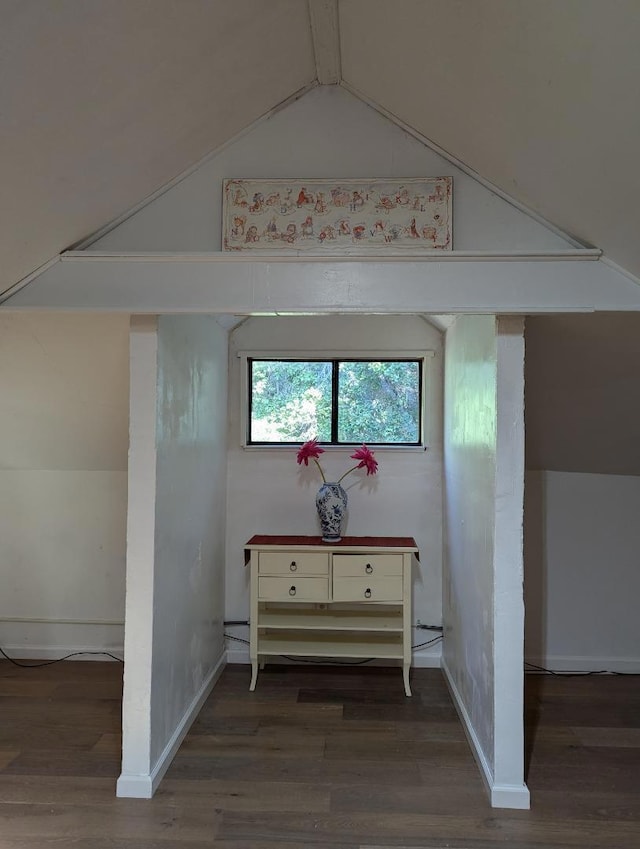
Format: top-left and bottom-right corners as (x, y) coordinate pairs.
(313, 457), (326, 483)
(337, 465), (359, 484)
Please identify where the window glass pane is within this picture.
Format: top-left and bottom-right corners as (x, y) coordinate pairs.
(250, 360), (332, 443)
(338, 361), (420, 444)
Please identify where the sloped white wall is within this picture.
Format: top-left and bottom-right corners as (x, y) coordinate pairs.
(92, 85), (571, 253)
(0, 313), (128, 658)
(340, 1), (640, 279)
(118, 315), (228, 798)
(525, 470), (640, 672)
(524, 313), (640, 672)
(526, 313), (640, 477)
(225, 314), (443, 665)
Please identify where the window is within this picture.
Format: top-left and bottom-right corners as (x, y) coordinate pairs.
(244, 355), (426, 446)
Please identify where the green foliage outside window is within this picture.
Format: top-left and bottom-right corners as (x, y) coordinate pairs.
(250, 360), (332, 442)
(338, 361), (420, 443)
(249, 359), (421, 445)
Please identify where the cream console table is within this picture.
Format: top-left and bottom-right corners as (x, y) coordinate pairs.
(244, 535), (418, 696)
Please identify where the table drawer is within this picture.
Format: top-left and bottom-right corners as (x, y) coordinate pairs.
(258, 576), (329, 602)
(258, 552), (329, 576)
(332, 554), (403, 578)
(332, 576), (403, 602)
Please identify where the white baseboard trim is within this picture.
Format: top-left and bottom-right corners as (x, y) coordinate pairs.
(225, 644), (441, 668)
(0, 644), (124, 662)
(411, 650), (442, 668)
(489, 783), (531, 809)
(441, 658), (530, 810)
(116, 649), (226, 799)
(225, 646), (250, 664)
(526, 654), (640, 674)
(115, 773), (153, 799)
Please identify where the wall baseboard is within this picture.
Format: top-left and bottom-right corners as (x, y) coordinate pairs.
(0, 644), (124, 662)
(116, 649), (226, 799)
(526, 654), (640, 674)
(114, 773), (152, 799)
(441, 658), (530, 810)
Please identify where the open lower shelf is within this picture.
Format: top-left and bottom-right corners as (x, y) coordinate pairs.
(257, 630), (404, 659)
(257, 606), (403, 632)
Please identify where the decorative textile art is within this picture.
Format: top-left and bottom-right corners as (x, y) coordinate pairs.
(222, 177), (452, 251)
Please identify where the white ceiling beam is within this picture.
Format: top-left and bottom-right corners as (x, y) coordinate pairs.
(308, 0), (341, 84)
(3, 252), (640, 314)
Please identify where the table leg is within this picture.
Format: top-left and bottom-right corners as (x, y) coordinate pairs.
(403, 662), (412, 697)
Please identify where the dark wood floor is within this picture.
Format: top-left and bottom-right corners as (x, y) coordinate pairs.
(1, 660), (639, 848)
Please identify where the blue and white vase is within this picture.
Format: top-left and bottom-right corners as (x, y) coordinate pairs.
(316, 482), (348, 543)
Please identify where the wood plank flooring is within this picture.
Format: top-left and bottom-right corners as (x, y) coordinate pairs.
(1, 659), (639, 848)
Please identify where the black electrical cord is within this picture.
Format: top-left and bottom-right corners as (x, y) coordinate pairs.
(412, 635), (443, 650)
(524, 661), (630, 677)
(0, 646), (124, 667)
(224, 634), (250, 645)
(281, 655), (375, 665)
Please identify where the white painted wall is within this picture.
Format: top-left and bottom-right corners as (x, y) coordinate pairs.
(92, 85), (570, 254)
(118, 315), (228, 797)
(151, 315), (228, 759)
(225, 314), (443, 665)
(443, 314), (497, 758)
(525, 470), (640, 673)
(524, 313), (640, 674)
(443, 314), (528, 808)
(0, 313), (129, 658)
(526, 313), (640, 477)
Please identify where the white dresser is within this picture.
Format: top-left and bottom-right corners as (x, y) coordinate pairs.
(244, 535), (418, 696)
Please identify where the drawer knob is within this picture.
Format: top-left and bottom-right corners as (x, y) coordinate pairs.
(364, 588), (372, 598)
(290, 561), (297, 571)
(365, 563), (373, 574)
(289, 586), (297, 596)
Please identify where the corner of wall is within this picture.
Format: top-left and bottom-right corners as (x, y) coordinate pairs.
(442, 658), (530, 810)
(117, 649), (226, 798)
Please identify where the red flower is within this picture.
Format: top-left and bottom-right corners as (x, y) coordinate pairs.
(296, 440), (379, 486)
(350, 444), (378, 476)
(296, 439), (325, 467)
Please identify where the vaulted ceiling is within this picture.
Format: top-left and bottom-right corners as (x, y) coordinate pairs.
(1, 0), (639, 298)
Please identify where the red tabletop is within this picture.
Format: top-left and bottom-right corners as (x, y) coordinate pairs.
(246, 534), (417, 548)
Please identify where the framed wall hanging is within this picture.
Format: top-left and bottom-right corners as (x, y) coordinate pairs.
(222, 177), (452, 252)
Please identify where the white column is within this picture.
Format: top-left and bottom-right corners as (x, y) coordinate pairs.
(492, 315), (529, 808)
(116, 315), (158, 798)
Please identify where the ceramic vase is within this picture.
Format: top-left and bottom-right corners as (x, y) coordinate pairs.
(315, 482), (348, 543)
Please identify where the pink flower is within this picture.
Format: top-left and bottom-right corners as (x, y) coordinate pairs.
(350, 444), (379, 476)
(296, 439), (325, 467)
(296, 441), (379, 485)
